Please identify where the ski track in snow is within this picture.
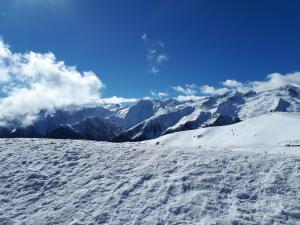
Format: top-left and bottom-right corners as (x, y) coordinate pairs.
(0, 139), (300, 225)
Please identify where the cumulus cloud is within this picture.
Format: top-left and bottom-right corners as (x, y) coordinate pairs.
(0, 39), (104, 126)
(142, 33), (169, 74)
(221, 79), (244, 88)
(176, 72), (300, 97)
(250, 72), (300, 92)
(207, 72), (300, 94)
(200, 85), (230, 95)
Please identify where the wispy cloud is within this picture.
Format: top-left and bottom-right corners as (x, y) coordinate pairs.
(172, 85), (198, 95)
(151, 91), (169, 98)
(156, 54), (168, 63)
(98, 96), (138, 105)
(175, 95), (205, 102)
(142, 33), (169, 74)
(172, 83), (231, 96)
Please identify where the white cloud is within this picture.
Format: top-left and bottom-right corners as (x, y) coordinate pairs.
(158, 92), (169, 97)
(200, 85), (230, 95)
(151, 91), (169, 98)
(251, 72), (300, 92)
(156, 54), (168, 63)
(222, 79), (244, 88)
(151, 66), (159, 74)
(162, 72), (300, 99)
(175, 95), (205, 102)
(141, 33), (147, 40)
(142, 34), (169, 74)
(198, 72), (300, 95)
(0, 71), (10, 83)
(143, 96), (152, 100)
(0, 39), (104, 126)
(98, 96), (138, 105)
(172, 85), (198, 95)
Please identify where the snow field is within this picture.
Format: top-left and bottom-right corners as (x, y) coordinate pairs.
(0, 138), (299, 224)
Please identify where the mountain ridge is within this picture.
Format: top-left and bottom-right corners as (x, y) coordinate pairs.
(0, 85), (299, 141)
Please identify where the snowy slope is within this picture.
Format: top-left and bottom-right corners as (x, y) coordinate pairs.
(148, 112), (300, 155)
(0, 139), (300, 225)
(0, 138), (299, 225)
(106, 100), (162, 129)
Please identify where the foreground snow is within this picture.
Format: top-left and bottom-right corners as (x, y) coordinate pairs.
(149, 112), (300, 156)
(0, 138), (300, 225)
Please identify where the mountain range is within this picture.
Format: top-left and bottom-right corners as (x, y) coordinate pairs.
(0, 84), (299, 141)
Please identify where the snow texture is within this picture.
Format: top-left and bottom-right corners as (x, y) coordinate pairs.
(0, 138), (299, 225)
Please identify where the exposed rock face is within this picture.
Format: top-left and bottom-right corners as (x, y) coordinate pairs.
(206, 115), (241, 127)
(0, 127), (10, 138)
(9, 126), (41, 138)
(72, 117), (123, 141)
(47, 125), (82, 140)
(270, 98), (291, 112)
(115, 106), (195, 141)
(163, 111), (211, 135)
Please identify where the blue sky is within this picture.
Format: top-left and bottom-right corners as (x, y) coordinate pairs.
(1, 0), (300, 99)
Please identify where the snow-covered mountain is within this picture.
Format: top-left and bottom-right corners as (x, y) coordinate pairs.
(33, 106), (112, 136)
(0, 85), (299, 141)
(46, 117), (122, 141)
(106, 99), (162, 129)
(114, 85), (300, 141)
(0, 107), (121, 141)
